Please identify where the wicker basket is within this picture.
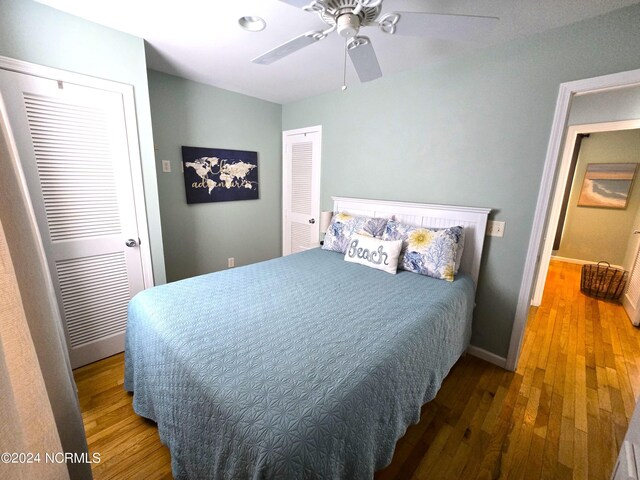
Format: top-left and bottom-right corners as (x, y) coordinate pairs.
(580, 261), (628, 302)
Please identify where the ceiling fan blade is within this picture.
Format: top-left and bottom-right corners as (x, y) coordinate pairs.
(380, 12), (498, 42)
(347, 36), (382, 83)
(252, 31), (324, 65)
(277, 0), (311, 8)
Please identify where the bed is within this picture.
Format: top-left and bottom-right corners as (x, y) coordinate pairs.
(124, 197), (490, 479)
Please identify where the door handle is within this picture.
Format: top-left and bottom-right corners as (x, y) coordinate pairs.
(125, 239), (138, 247)
(309, 218), (316, 224)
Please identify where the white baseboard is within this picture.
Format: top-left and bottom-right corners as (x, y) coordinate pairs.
(467, 345), (508, 370)
(551, 255), (622, 270)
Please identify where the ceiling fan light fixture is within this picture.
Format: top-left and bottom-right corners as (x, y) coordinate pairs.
(337, 13), (360, 38)
(238, 16), (266, 32)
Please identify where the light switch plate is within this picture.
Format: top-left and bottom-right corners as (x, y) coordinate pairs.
(161, 160), (171, 173)
(487, 220), (505, 237)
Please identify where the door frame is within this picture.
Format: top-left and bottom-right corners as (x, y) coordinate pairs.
(0, 55), (154, 289)
(507, 67), (640, 371)
(282, 125), (322, 255)
(532, 119), (640, 306)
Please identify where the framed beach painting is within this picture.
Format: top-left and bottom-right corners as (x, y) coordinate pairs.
(577, 163), (637, 209)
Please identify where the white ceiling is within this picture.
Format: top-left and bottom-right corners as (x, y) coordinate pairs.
(37, 0), (640, 104)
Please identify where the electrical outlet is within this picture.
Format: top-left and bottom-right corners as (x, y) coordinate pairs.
(161, 160), (171, 173)
(228, 257), (235, 268)
(486, 221), (505, 237)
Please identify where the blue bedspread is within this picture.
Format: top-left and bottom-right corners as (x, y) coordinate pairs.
(124, 248), (475, 479)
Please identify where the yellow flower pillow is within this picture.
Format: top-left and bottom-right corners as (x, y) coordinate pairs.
(382, 221), (464, 281)
(322, 213), (388, 254)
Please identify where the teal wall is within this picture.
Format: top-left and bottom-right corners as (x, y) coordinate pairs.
(282, 5), (640, 359)
(147, 70), (282, 281)
(0, 0), (166, 284)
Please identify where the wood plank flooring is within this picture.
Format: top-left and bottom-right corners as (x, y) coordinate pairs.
(74, 260), (640, 479)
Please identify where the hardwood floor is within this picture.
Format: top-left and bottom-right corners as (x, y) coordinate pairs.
(74, 260), (640, 479)
(73, 354), (172, 480)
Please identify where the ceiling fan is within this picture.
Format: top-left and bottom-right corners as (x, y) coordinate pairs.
(252, 0), (499, 85)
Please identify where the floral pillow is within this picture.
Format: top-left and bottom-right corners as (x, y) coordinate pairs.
(382, 221), (464, 281)
(322, 213), (388, 254)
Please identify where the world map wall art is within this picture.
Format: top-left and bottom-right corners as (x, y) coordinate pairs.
(181, 146), (259, 204)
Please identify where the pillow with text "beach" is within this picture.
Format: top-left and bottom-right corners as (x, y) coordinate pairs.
(343, 233), (403, 274)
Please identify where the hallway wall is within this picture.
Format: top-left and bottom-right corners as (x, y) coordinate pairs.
(556, 129), (640, 265)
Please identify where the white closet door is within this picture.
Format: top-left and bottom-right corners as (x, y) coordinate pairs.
(624, 239), (640, 326)
(0, 69), (146, 368)
(282, 126), (321, 255)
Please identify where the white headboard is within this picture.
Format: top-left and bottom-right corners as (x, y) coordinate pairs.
(331, 196), (491, 286)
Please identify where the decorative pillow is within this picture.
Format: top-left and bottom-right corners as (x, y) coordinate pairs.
(454, 228), (466, 274)
(344, 233), (403, 274)
(382, 221), (464, 281)
(322, 213), (388, 254)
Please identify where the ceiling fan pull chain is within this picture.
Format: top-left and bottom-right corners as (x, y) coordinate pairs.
(342, 36), (348, 91)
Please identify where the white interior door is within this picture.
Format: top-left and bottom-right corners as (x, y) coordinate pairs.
(623, 225), (640, 326)
(282, 126), (321, 255)
(0, 68), (147, 367)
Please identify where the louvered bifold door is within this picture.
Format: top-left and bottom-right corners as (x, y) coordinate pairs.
(282, 128), (321, 255)
(0, 69), (145, 368)
(624, 245), (640, 326)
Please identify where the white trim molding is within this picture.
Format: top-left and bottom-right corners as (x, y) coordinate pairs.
(467, 345), (507, 369)
(507, 68), (640, 372)
(551, 255), (623, 270)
